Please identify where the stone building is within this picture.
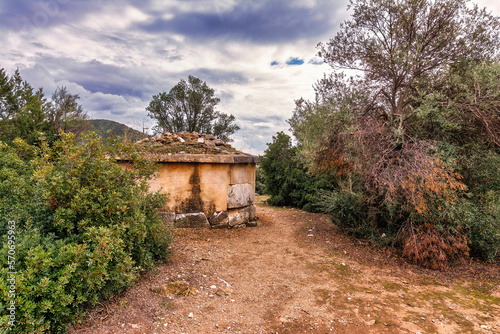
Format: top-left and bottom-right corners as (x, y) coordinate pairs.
(117, 132), (259, 228)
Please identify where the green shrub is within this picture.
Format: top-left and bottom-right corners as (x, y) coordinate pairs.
(457, 199), (500, 261)
(0, 133), (172, 333)
(315, 173), (499, 266)
(315, 189), (374, 238)
(260, 132), (335, 211)
(255, 165), (266, 195)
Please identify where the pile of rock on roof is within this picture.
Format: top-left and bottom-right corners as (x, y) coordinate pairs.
(134, 132), (242, 155)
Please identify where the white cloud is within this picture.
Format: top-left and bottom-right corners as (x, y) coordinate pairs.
(253, 122), (274, 128)
(3, 0), (498, 155)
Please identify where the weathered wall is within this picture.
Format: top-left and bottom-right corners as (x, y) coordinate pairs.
(230, 163), (255, 185)
(150, 162), (231, 217)
(118, 154), (258, 228)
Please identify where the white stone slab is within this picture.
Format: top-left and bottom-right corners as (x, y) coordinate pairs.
(227, 183), (254, 209)
(209, 211), (229, 228)
(228, 205), (256, 227)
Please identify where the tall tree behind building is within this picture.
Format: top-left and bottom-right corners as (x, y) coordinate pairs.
(0, 69), (89, 144)
(46, 86), (89, 138)
(0, 68), (50, 144)
(146, 75), (239, 141)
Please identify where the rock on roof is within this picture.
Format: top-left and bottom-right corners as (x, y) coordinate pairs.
(132, 132), (259, 163)
(135, 132), (238, 154)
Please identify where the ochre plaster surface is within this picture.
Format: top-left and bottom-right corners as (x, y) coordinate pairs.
(149, 162), (231, 216)
(118, 153), (258, 227)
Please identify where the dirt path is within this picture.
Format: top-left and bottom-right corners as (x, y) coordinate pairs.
(70, 200), (500, 334)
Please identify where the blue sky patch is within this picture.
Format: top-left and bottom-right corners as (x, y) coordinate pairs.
(286, 57), (304, 65)
(271, 61), (279, 66)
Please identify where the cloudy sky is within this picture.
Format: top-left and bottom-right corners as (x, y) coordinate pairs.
(1, 0), (499, 154)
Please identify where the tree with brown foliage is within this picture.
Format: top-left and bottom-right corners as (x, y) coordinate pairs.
(290, 0), (500, 267)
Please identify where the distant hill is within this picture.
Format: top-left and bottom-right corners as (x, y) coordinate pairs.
(88, 119), (148, 142)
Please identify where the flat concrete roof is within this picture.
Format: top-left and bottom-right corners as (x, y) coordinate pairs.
(118, 153), (259, 164)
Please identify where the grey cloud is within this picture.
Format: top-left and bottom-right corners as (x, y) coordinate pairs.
(231, 112), (291, 153)
(253, 122), (274, 128)
(138, 67), (250, 99)
(184, 68), (249, 85)
(152, 46), (184, 62)
(89, 101), (116, 112)
(218, 90), (235, 103)
(110, 109), (126, 115)
(18, 63), (58, 93)
(238, 114), (286, 123)
(138, 0), (347, 44)
(233, 123), (290, 154)
(0, 0), (97, 31)
(31, 42), (50, 49)
(28, 55), (151, 98)
(19, 54), (253, 124)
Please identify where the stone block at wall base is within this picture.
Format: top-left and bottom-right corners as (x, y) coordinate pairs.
(211, 223), (229, 229)
(160, 207), (256, 229)
(246, 220), (258, 227)
(228, 204), (256, 227)
(227, 183), (254, 209)
(158, 212), (176, 227)
(175, 212), (210, 228)
(248, 204), (256, 221)
(209, 211), (229, 228)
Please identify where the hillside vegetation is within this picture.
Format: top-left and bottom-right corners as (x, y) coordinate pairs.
(88, 119), (148, 142)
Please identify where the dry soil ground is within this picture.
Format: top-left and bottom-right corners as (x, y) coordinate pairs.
(70, 197), (500, 334)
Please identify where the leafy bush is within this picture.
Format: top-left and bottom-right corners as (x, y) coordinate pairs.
(255, 165), (266, 195)
(314, 168), (499, 268)
(453, 198), (500, 261)
(260, 132), (335, 211)
(0, 133), (172, 333)
(315, 189), (372, 238)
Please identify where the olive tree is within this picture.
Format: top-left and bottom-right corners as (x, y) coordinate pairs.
(147, 75), (239, 141)
(317, 0), (500, 129)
